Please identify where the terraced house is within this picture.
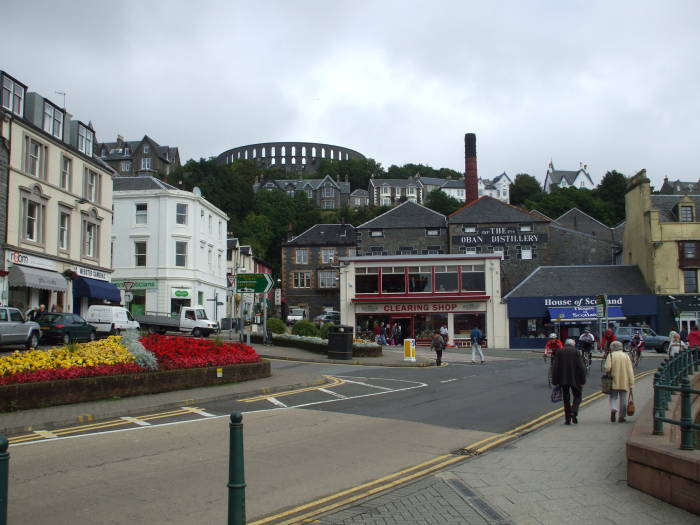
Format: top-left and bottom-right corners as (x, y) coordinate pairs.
(0, 70), (120, 315)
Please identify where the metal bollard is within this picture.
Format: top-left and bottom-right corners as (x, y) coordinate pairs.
(653, 372), (664, 436)
(0, 435), (8, 525)
(679, 378), (694, 451)
(228, 412), (246, 525)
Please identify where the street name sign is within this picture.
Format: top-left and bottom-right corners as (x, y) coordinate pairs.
(596, 294), (607, 318)
(236, 273), (274, 293)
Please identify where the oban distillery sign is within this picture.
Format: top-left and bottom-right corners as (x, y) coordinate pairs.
(453, 226), (547, 246)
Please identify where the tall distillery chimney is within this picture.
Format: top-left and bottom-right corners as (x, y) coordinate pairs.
(464, 133), (478, 203)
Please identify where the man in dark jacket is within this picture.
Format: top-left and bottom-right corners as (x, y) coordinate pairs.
(552, 338), (587, 425)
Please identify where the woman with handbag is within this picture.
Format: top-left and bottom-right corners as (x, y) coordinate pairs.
(603, 340), (635, 422)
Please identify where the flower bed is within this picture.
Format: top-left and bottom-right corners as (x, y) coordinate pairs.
(139, 334), (261, 369)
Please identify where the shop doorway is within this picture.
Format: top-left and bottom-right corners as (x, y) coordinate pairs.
(171, 298), (191, 315)
(388, 317), (411, 345)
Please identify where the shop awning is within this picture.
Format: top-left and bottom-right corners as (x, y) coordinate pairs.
(548, 306), (625, 322)
(8, 265), (67, 292)
(72, 277), (121, 302)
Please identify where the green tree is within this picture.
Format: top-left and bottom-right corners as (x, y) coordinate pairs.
(509, 174), (542, 206)
(315, 157), (385, 190)
(423, 189), (462, 216)
(593, 170), (627, 225)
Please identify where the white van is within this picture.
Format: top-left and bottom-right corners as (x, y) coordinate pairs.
(86, 305), (140, 335)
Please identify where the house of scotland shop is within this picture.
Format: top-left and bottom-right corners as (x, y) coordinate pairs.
(503, 265), (657, 348)
(339, 254), (508, 347)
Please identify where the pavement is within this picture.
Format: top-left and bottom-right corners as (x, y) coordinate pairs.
(1, 341), (696, 524)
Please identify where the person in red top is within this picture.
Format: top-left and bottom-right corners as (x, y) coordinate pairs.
(687, 322), (700, 348)
(601, 323), (616, 353)
(544, 333), (564, 357)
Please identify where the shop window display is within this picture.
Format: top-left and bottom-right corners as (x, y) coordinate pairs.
(414, 314), (447, 340)
(408, 266), (432, 292)
(435, 266), (458, 292)
(454, 313), (486, 341)
(382, 267), (405, 293)
(356, 267), (379, 293)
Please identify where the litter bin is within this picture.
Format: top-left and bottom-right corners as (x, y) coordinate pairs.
(327, 325), (354, 360)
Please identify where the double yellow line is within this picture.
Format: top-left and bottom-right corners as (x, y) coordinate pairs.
(250, 369), (656, 525)
(239, 376), (344, 403)
(9, 407), (208, 445)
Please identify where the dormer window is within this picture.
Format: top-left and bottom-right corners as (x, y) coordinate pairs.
(78, 124), (93, 157)
(2, 75), (24, 116)
(680, 205), (694, 222)
(43, 101), (63, 138)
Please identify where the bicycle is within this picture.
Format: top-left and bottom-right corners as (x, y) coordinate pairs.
(579, 344), (593, 375)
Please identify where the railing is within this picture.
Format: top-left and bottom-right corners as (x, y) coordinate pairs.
(653, 346), (700, 450)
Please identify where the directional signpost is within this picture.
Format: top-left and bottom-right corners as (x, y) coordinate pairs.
(235, 273), (274, 294)
(236, 274), (274, 344)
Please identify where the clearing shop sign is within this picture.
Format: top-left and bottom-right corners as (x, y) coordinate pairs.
(452, 226), (547, 247)
(356, 302), (486, 314)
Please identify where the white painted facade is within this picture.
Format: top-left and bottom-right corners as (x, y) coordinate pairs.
(112, 181), (228, 323)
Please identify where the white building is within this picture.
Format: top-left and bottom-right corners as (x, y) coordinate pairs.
(111, 176), (228, 323)
(543, 161), (595, 193)
(0, 70), (120, 315)
(478, 173), (512, 202)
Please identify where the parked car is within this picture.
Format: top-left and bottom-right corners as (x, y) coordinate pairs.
(37, 313), (97, 344)
(85, 305), (140, 336)
(0, 307), (41, 349)
(314, 311), (340, 326)
(613, 326), (669, 353)
(286, 308), (306, 325)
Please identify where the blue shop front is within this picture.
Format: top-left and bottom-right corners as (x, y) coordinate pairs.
(507, 294), (658, 348)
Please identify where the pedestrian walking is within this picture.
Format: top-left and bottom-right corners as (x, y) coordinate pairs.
(470, 325), (485, 364)
(431, 330), (445, 366)
(551, 338), (587, 425)
(440, 324), (448, 345)
(668, 331), (688, 357)
(603, 340), (635, 423)
(385, 323), (394, 346)
(377, 322), (387, 345)
(687, 322), (700, 348)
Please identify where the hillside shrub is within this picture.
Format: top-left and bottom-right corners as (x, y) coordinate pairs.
(292, 320), (318, 337)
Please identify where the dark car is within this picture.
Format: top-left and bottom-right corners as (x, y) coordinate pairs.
(36, 313), (97, 344)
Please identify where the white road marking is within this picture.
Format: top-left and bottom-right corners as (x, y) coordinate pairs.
(340, 379), (394, 391)
(181, 407), (217, 417)
(34, 430), (58, 439)
(266, 397), (288, 408)
(440, 379), (457, 383)
(120, 416), (151, 426)
(319, 388), (347, 399)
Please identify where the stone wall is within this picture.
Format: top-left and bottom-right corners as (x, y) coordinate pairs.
(357, 227), (448, 256)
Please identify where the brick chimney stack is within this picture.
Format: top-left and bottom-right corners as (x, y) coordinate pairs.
(465, 133), (478, 203)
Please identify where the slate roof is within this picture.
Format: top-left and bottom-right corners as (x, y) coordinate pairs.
(285, 224), (356, 246)
(650, 195), (700, 222)
(416, 177), (446, 187)
(99, 135), (177, 163)
(658, 178), (700, 195)
(370, 178), (420, 188)
(547, 168), (593, 186)
(441, 179), (465, 189)
(350, 189), (369, 197)
(480, 172), (511, 190)
(503, 265), (651, 299)
(357, 200), (446, 229)
(262, 176), (350, 193)
(448, 196), (548, 224)
(113, 175), (178, 192)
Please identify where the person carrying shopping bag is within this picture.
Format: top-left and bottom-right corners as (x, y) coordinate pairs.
(603, 340), (635, 423)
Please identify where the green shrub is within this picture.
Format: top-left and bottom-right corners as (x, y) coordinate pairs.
(267, 318), (286, 334)
(292, 320), (319, 337)
(319, 322), (334, 340)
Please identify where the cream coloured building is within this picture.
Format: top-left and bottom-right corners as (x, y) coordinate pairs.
(339, 254), (509, 348)
(624, 169), (700, 333)
(1, 71), (118, 315)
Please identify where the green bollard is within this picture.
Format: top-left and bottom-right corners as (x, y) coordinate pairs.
(653, 372), (665, 436)
(0, 435), (8, 525)
(228, 412), (246, 525)
(679, 379), (694, 451)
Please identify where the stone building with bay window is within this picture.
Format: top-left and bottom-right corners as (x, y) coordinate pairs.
(281, 223), (356, 320)
(339, 254), (508, 348)
(0, 70), (120, 315)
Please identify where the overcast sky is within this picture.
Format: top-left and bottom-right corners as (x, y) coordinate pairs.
(2, 1), (698, 188)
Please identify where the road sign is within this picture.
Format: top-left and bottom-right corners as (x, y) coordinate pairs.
(122, 281), (135, 291)
(236, 273), (274, 293)
(124, 292), (134, 302)
(596, 294), (607, 318)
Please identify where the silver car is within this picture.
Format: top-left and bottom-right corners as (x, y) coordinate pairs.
(614, 326), (670, 353)
(0, 307), (42, 349)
